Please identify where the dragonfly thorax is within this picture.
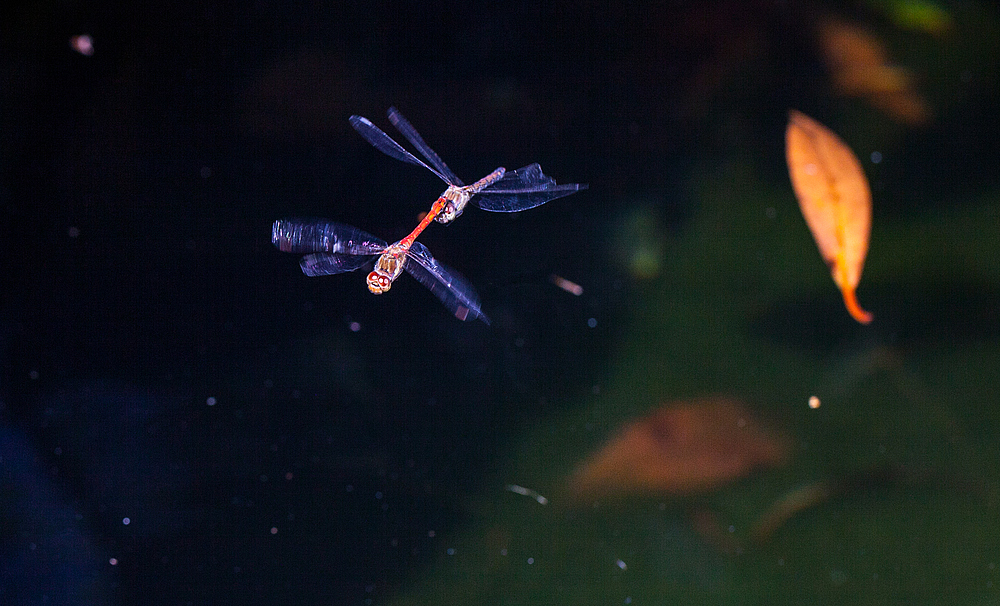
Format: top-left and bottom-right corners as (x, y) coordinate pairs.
(367, 249), (406, 294)
(434, 167), (506, 224)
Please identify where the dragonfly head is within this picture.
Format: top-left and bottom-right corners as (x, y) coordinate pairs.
(434, 200), (463, 224)
(436, 187), (472, 224)
(367, 270), (393, 294)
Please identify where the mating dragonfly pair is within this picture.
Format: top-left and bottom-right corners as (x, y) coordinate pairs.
(273, 107), (587, 324)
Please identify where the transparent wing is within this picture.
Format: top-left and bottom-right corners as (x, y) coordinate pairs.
(475, 163), (588, 212)
(403, 242), (489, 324)
(387, 107), (464, 186)
(272, 219), (386, 254)
(299, 253), (374, 276)
(349, 115), (453, 185)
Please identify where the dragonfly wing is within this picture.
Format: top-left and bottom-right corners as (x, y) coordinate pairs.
(387, 107), (464, 186)
(403, 242), (489, 324)
(491, 163), (557, 188)
(272, 219), (386, 254)
(299, 253), (373, 276)
(476, 163), (588, 212)
(350, 115), (451, 184)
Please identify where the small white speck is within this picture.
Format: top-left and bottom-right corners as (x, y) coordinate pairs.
(616, 559), (627, 570)
(527, 557), (534, 564)
(809, 395), (821, 409)
(587, 318), (597, 328)
(206, 397), (217, 406)
(447, 548), (456, 555)
(270, 527), (278, 535)
(122, 517), (130, 525)
(349, 321), (361, 332)
(870, 151), (882, 164)
(109, 557), (118, 566)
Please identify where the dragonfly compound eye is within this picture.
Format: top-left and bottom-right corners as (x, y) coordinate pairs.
(367, 271), (391, 294)
(435, 202), (458, 224)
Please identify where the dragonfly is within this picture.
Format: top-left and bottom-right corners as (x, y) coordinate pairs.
(273, 218), (489, 324)
(349, 107), (587, 231)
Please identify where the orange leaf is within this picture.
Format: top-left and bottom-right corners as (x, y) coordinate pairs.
(785, 110), (873, 324)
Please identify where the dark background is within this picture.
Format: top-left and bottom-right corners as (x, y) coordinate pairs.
(2, 1), (998, 604)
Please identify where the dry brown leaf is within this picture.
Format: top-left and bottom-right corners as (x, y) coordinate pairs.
(786, 110), (873, 324)
(563, 397), (788, 501)
(816, 18), (931, 125)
